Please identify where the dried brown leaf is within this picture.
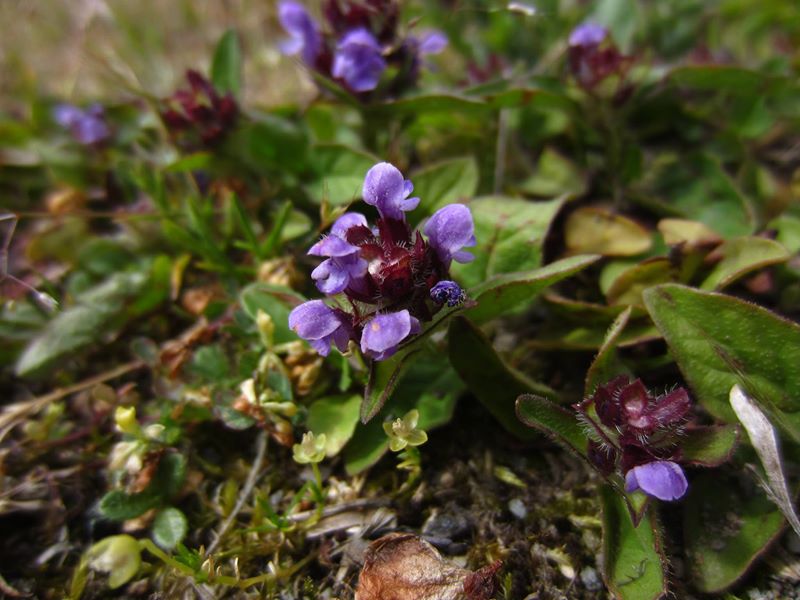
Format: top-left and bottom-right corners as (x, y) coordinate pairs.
(355, 533), (499, 600)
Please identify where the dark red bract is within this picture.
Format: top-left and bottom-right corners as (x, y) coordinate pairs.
(161, 70), (238, 147)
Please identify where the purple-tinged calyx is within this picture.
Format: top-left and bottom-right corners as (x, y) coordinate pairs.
(625, 461), (688, 501)
(278, 1), (323, 66)
(576, 376), (693, 501)
(430, 280), (466, 307)
(360, 310), (420, 360)
(161, 70), (238, 146)
(332, 28), (387, 92)
(423, 204), (476, 266)
(288, 300), (353, 356)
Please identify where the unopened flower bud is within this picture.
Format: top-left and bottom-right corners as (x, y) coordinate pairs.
(115, 406), (141, 436)
(87, 535), (142, 589)
(293, 431), (327, 464)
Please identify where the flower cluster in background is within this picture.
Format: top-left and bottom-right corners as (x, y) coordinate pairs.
(278, 0), (447, 95)
(576, 376), (691, 501)
(289, 161), (474, 361)
(53, 103), (110, 145)
(160, 70), (238, 147)
(568, 22), (630, 93)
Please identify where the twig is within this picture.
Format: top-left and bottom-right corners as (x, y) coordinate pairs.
(0, 360), (145, 442)
(206, 430), (268, 555)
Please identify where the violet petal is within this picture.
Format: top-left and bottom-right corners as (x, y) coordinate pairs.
(624, 461), (688, 501)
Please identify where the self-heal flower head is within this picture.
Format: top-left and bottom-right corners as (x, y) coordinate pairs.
(625, 460), (688, 501)
(383, 409), (428, 452)
(288, 300), (352, 356)
(567, 22), (627, 90)
(424, 204), (476, 266)
(278, 1), (322, 65)
(360, 310), (420, 361)
(577, 377), (694, 501)
(291, 161), (474, 362)
(332, 28), (387, 92)
(293, 431), (327, 464)
(161, 70), (238, 146)
(362, 162), (420, 221)
(53, 103), (110, 145)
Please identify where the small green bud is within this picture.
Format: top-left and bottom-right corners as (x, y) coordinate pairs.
(293, 431), (327, 464)
(114, 406), (141, 436)
(87, 534), (142, 589)
(257, 309), (275, 349)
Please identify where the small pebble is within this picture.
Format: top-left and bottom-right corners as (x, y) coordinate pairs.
(580, 566), (602, 591)
(508, 498), (527, 520)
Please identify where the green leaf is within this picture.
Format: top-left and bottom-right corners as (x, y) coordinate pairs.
(600, 486), (667, 600)
(408, 157), (479, 225)
(448, 316), (553, 438)
(684, 473), (785, 593)
(453, 196), (565, 289)
(361, 342), (425, 424)
(361, 303), (464, 423)
(16, 267), (166, 377)
(467, 255), (600, 325)
(643, 284), (800, 439)
(681, 426), (739, 466)
(564, 206), (652, 257)
(670, 65), (769, 93)
(233, 114), (307, 173)
(211, 29), (242, 96)
(99, 452), (188, 521)
(190, 345), (230, 382)
(239, 283), (305, 344)
(605, 259), (674, 306)
(520, 148), (585, 198)
(585, 306), (633, 396)
(152, 507), (188, 550)
(645, 154), (754, 238)
(345, 350), (461, 474)
(307, 143), (378, 206)
(99, 489), (161, 521)
(307, 394), (362, 457)
(701, 237), (790, 290)
(531, 319), (660, 351)
(515, 394), (588, 457)
(374, 94), (487, 116)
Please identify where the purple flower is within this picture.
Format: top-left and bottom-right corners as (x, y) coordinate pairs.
(360, 310), (420, 361)
(569, 22), (607, 48)
(288, 300), (353, 356)
(278, 1), (322, 65)
(332, 28), (386, 92)
(308, 212), (369, 294)
(53, 103), (110, 145)
(362, 163), (420, 221)
(417, 30), (448, 55)
(423, 204), (476, 266)
(624, 461), (688, 501)
(430, 280), (465, 307)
